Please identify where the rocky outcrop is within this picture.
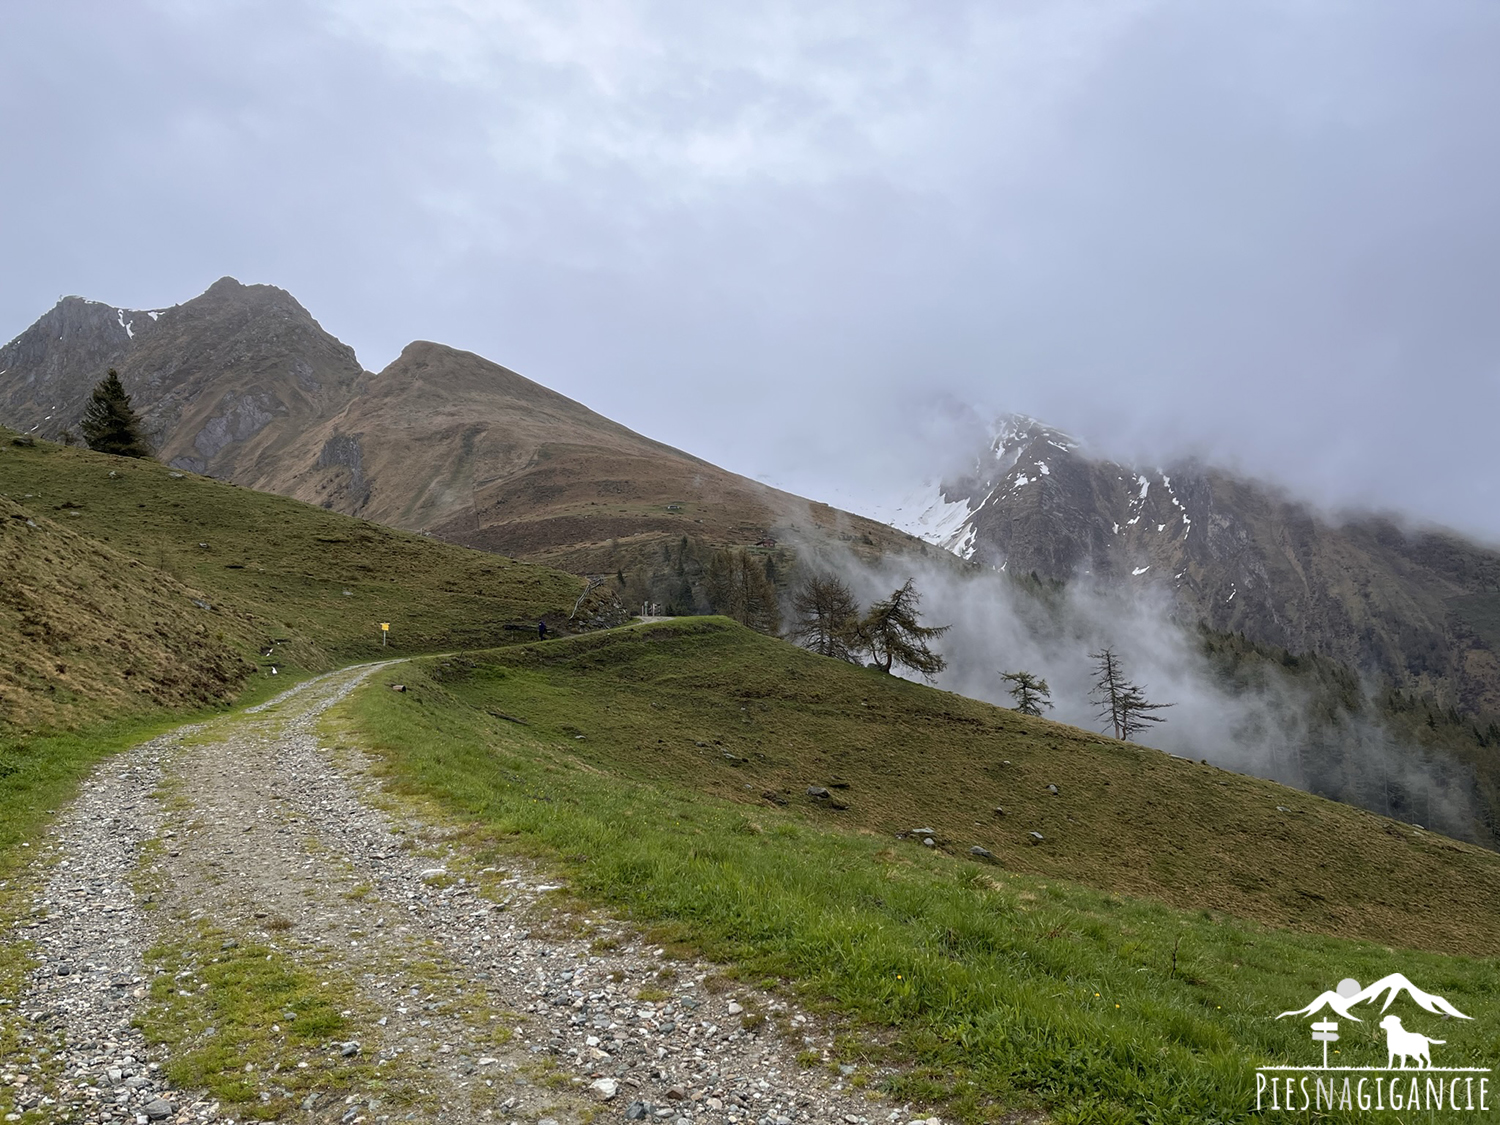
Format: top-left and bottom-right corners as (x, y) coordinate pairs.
(0, 296), (165, 441)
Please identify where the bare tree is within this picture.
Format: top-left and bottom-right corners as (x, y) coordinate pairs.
(1000, 670), (1053, 717)
(1090, 647), (1172, 740)
(863, 578), (949, 678)
(788, 573), (864, 662)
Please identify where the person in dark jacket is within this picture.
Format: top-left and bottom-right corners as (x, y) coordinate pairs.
(538, 619), (548, 639)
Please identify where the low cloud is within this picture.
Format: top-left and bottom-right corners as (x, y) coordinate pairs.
(785, 536), (1481, 841)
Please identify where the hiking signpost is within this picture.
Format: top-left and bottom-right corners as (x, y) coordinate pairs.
(380, 622), (390, 648)
(1311, 1020), (1338, 1069)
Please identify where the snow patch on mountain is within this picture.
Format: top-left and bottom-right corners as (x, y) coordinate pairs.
(867, 485), (975, 554)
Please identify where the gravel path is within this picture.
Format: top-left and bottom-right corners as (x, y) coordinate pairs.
(3, 665), (938, 1125)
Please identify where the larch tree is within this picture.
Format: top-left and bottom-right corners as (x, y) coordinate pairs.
(1089, 647), (1172, 740)
(1000, 670), (1053, 717)
(705, 548), (781, 635)
(862, 578), (948, 678)
(788, 573), (864, 662)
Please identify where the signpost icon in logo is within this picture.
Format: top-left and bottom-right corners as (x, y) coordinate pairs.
(1305, 978), (1359, 1069)
(1311, 1019), (1339, 1069)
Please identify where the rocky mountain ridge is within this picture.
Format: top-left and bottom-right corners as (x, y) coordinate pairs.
(882, 415), (1500, 715)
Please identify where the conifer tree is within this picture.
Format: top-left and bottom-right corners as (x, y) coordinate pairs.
(1090, 647), (1172, 740)
(863, 578), (948, 678)
(79, 370), (152, 458)
(1000, 670), (1053, 717)
(788, 573), (864, 662)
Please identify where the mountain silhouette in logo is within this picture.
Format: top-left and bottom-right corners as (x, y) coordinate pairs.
(1278, 973), (1471, 1022)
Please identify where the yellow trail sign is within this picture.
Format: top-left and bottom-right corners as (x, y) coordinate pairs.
(380, 623), (390, 631)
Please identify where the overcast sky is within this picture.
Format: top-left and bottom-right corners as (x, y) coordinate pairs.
(3, 1), (1498, 539)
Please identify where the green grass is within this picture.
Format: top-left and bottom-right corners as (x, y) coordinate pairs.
(137, 923), (380, 1120)
(346, 619), (1500, 957)
(0, 437), (582, 682)
(332, 621), (1500, 1123)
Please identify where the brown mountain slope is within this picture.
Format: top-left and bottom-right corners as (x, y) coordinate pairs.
(0, 278), (362, 483)
(0, 283), (931, 586)
(271, 340), (923, 575)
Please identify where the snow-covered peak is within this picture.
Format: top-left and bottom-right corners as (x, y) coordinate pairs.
(865, 415), (1086, 561)
(991, 413), (1081, 460)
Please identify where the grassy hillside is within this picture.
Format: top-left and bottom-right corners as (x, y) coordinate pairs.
(0, 433), (585, 733)
(351, 621), (1500, 954)
(0, 492), (256, 730)
(345, 619), (1500, 956)
(335, 623), (1500, 1123)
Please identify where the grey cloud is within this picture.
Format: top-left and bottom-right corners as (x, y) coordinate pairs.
(2, 2), (1497, 540)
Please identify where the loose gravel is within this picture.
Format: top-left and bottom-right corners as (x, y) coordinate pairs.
(3, 665), (949, 1125)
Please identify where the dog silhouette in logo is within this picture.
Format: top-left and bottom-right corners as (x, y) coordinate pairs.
(1380, 1015), (1445, 1069)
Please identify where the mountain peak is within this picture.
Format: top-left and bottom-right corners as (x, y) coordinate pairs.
(993, 413), (1082, 459)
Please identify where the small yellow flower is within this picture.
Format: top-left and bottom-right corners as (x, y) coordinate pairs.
(1094, 993), (1100, 997)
